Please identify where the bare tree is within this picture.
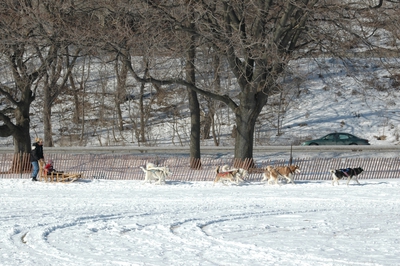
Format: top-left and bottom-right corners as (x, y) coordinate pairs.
(2, 0), (398, 158)
(130, 0), (400, 159)
(41, 45), (80, 147)
(185, 3), (202, 166)
(114, 56), (129, 132)
(122, 1), (319, 159)
(79, 0), (201, 160)
(0, 0), (103, 151)
(0, 1), (58, 153)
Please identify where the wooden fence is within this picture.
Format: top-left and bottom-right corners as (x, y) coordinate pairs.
(0, 153), (399, 181)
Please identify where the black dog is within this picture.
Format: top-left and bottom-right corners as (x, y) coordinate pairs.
(329, 167), (364, 186)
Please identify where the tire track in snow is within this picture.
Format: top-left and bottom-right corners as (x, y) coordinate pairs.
(167, 208), (380, 265)
(167, 208), (336, 265)
(6, 211), (164, 265)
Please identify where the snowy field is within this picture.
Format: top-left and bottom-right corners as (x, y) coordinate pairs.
(1, 177), (400, 266)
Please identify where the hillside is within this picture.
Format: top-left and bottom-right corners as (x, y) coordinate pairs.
(1, 57), (399, 149)
(264, 58), (400, 146)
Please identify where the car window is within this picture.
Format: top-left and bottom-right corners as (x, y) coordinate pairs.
(338, 134), (350, 140)
(324, 134), (335, 140)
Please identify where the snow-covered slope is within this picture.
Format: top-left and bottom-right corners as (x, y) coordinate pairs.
(1, 57), (399, 148)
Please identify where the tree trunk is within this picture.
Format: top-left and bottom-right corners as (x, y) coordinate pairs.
(202, 110), (212, 140)
(13, 124), (32, 154)
(233, 82), (269, 160)
(139, 82), (146, 143)
(203, 52), (220, 141)
(139, 64), (150, 144)
(69, 74), (80, 124)
(115, 58), (128, 131)
(7, 46), (39, 155)
(188, 89), (201, 162)
(12, 87), (34, 172)
(186, 5), (201, 167)
(43, 83), (54, 147)
(234, 111), (256, 160)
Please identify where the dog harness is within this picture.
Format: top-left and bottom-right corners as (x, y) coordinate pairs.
(276, 168), (294, 176)
(340, 168), (355, 176)
(218, 171), (234, 176)
(340, 168), (349, 176)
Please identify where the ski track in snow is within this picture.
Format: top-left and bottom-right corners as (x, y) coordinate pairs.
(1, 179), (400, 266)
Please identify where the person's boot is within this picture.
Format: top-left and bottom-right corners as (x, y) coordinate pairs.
(32, 177), (38, 181)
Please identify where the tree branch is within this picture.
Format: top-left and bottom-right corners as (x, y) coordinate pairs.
(119, 48), (239, 111)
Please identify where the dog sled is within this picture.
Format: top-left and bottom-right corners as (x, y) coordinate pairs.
(38, 160), (82, 183)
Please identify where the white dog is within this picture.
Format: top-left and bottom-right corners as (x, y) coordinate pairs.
(236, 168), (249, 182)
(140, 163), (171, 185)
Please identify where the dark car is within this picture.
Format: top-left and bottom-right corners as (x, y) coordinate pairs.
(301, 133), (370, 146)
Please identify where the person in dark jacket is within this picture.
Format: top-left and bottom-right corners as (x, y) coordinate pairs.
(30, 137), (44, 181)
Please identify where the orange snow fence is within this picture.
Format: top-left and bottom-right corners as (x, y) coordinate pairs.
(0, 153), (399, 181)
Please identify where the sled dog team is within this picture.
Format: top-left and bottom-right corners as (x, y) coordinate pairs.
(140, 162), (364, 186)
(261, 165), (363, 186)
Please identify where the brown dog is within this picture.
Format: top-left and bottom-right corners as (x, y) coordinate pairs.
(213, 166), (239, 185)
(262, 165), (300, 185)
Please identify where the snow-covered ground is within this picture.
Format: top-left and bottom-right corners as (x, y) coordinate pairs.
(1, 178), (400, 266)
